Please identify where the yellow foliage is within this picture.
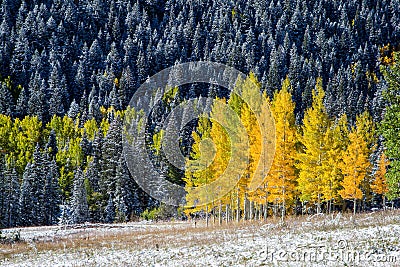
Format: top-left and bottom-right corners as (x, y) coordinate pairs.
(379, 43), (399, 66)
(296, 78), (331, 209)
(265, 77), (297, 208)
(83, 119), (99, 141)
(338, 129), (371, 201)
(322, 114), (349, 204)
(371, 153), (389, 195)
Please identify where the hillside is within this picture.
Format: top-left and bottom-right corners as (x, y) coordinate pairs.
(0, 0), (400, 230)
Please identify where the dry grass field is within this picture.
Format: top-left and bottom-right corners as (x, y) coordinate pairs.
(1, 210), (400, 266)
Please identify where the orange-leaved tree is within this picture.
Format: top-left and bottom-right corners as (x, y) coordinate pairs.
(338, 126), (371, 215)
(371, 152), (389, 207)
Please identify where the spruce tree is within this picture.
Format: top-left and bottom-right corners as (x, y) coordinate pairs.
(115, 155), (134, 222)
(4, 167), (20, 228)
(19, 163), (34, 226)
(70, 168), (89, 224)
(100, 117), (122, 196)
(105, 194), (116, 224)
(43, 159), (61, 225)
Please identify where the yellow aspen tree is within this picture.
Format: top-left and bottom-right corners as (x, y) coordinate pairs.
(226, 80), (245, 220)
(251, 91), (274, 219)
(371, 152), (389, 207)
(244, 73), (276, 221)
(296, 78), (331, 213)
(13, 116), (42, 174)
(338, 129), (371, 215)
(184, 98), (242, 220)
(322, 114), (349, 213)
(184, 73), (273, 222)
(267, 77), (297, 219)
(183, 116), (214, 215)
(209, 101), (233, 222)
(354, 111), (376, 204)
(229, 73), (263, 220)
(240, 102), (261, 189)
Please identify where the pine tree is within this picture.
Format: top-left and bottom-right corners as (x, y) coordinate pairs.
(48, 63), (68, 117)
(0, 82), (14, 116)
(46, 129), (58, 160)
(31, 145), (47, 225)
(105, 194), (115, 223)
(100, 117), (122, 196)
(10, 26), (31, 88)
(70, 168), (89, 224)
(28, 73), (48, 122)
(15, 87), (29, 118)
(0, 157), (7, 227)
(115, 155), (134, 222)
(106, 42), (122, 78)
(67, 99), (80, 119)
(2, 166), (20, 228)
(19, 163), (34, 226)
(43, 159), (61, 225)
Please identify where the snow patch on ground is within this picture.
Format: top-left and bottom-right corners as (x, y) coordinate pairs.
(2, 216), (400, 266)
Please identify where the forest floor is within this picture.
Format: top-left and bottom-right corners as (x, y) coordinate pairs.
(1, 210), (400, 266)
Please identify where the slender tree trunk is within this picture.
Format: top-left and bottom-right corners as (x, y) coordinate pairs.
(281, 187), (286, 222)
(265, 191), (269, 220)
(236, 189), (240, 222)
(230, 194), (234, 221)
(213, 208), (216, 224)
(264, 201), (268, 220)
(226, 204), (229, 224)
(243, 194), (247, 221)
(212, 201), (215, 225)
(206, 205), (209, 227)
(249, 201), (253, 221)
(317, 193), (321, 214)
(353, 199), (356, 215)
(219, 201), (222, 225)
(328, 199), (331, 214)
(382, 195), (386, 210)
(256, 204), (259, 221)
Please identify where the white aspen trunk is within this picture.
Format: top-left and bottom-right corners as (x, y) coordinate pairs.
(243, 193), (247, 222)
(236, 189), (240, 222)
(226, 204), (229, 224)
(218, 201), (222, 226)
(206, 205), (209, 227)
(249, 201), (253, 221)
